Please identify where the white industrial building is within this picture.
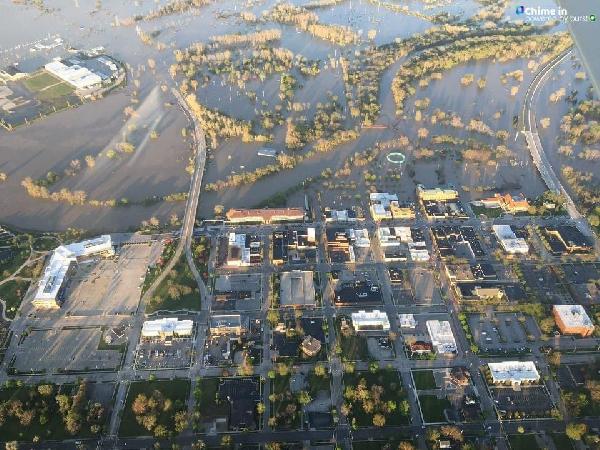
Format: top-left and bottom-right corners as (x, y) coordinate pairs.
(141, 318), (194, 340)
(398, 313), (417, 329)
(488, 361), (540, 385)
(33, 235), (114, 309)
(492, 225), (529, 254)
(351, 310), (390, 332)
(426, 320), (457, 354)
(324, 208), (357, 223)
(45, 60), (102, 89)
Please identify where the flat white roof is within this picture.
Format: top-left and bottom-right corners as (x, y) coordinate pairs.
(142, 318), (193, 337)
(488, 361), (540, 384)
(398, 314), (416, 328)
(553, 305), (593, 328)
(351, 310), (390, 330)
(34, 235), (113, 302)
(426, 320), (457, 353)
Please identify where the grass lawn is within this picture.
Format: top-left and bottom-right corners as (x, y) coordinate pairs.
(35, 81), (74, 101)
(508, 434), (541, 450)
(193, 378), (230, 431)
(0, 383), (104, 441)
(146, 255), (201, 313)
(0, 245), (30, 279)
(119, 379), (190, 437)
(307, 370), (331, 397)
(338, 329), (369, 361)
(0, 278), (31, 319)
(23, 71), (63, 92)
(412, 369), (437, 390)
(343, 370), (410, 427)
(32, 235), (61, 252)
(270, 374), (301, 430)
(550, 433), (574, 450)
(418, 394), (451, 423)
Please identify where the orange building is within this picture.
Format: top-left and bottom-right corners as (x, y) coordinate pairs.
(553, 305), (594, 337)
(480, 193), (529, 213)
(225, 207), (305, 224)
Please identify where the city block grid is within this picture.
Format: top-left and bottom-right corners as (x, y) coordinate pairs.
(1, 190), (599, 450)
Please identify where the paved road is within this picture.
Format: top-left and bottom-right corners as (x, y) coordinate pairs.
(105, 88), (209, 442)
(521, 47), (596, 240)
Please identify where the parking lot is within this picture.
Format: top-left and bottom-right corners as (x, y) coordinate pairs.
(212, 273), (263, 311)
(518, 264), (571, 304)
(561, 263), (600, 304)
(135, 338), (194, 370)
(65, 242), (160, 316)
(490, 385), (554, 417)
(408, 267), (442, 306)
(12, 326), (123, 373)
(468, 313), (540, 352)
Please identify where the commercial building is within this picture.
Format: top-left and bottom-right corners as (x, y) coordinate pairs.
(398, 313), (417, 329)
(432, 226), (485, 259)
(351, 310), (390, 332)
(553, 305), (594, 337)
(222, 233), (261, 266)
(280, 270), (316, 307)
(417, 185), (459, 202)
(493, 225), (529, 254)
(488, 361), (540, 385)
(272, 228), (316, 265)
(378, 227), (429, 261)
(479, 193), (530, 213)
(33, 235), (114, 308)
(141, 318), (194, 341)
(543, 225), (593, 255)
(369, 193), (416, 221)
(225, 207), (305, 224)
(324, 208), (358, 223)
(209, 315), (244, 336)
(426, 320), (457, 354)
(349, 228), (370, 248)
(409, 341), (433, 355)
(370, 193), (398, 221)
(45, 53), (120, 91)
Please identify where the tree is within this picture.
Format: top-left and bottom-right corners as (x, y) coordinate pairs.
(425, 427), (441, 442)
(441, 425), (463, 442)
(153, 424), (168, 438)
(314, 364), (327, 377)
(297, 391), (312, 405)
(372, 413), (386, 427)
(257, 402), (266, 414)
(37, 384), (54, 396)
(566, 422), (587, 440)
(220, 435), (232, 448)
(538, 317), (556, 335)
(174, 411), (188, 433)
(398, 443), (415, 450)
(267, 309), (279, 325)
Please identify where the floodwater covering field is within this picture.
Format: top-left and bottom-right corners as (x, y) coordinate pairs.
(0, 0), (595, 230)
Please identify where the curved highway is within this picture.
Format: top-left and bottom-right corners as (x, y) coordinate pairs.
(521, 47), (595, 238)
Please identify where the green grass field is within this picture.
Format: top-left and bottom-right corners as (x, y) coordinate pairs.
(23, 71), (63, 92)
(0, 278), (31, 319)
(412, 369), (437, 390)
(36, 82), (75, 101)
(418, 394), (451, 423)
(343, 370), (410, 427)
(146, 255), (201, 313)
(119, 379), (190, 437)
(508, 434), (541, 450)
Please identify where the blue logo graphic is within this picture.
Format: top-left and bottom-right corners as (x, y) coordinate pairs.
(516, 5), (525, 14)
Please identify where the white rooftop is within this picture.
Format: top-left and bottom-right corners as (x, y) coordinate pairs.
(553, 305), (593, 328)
(351, 310), (390, 331)
(426, 320), (457, 354)
(488, 361), (540, 384)
(142, 318), (194, 337)
(398, 314), (417, 328)
(34, 235), (113, 303)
